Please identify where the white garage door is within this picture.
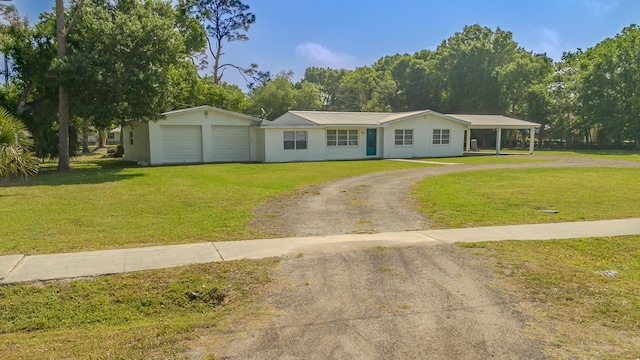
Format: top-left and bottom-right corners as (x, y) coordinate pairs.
(212, 126), (250, 162)
(160, 125), (203, 163)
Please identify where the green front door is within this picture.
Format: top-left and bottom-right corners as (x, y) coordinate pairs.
(366, 128), (377, 156)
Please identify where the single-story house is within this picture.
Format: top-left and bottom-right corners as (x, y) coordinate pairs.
(123, 106), (540, 165)
(261, 110), (472, 162)
(123, 106), (262, 165)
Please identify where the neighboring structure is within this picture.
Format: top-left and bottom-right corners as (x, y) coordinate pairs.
(82, 127), (121, 145)
(106, 127), (122, 145)
(123, 106), (540, 165)
(261, 110), (470, 162)
(123, 106), (262, 165)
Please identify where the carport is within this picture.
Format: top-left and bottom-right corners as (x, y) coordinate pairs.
(447, 114), (541, 155)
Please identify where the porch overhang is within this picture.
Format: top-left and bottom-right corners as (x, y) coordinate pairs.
(447, 114), (541, 155)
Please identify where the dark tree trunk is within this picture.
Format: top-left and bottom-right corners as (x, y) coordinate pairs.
(56, 0), (70, 171)
(97, 129), (107, 148)
(82, 117), (90, 153)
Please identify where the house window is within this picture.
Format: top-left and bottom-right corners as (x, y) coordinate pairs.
(327, 129), (358, 146)
(433, 129), (450, 145)
(394, 129), (413, 146)
(108, 132), (115, 140)
(284, 131), (307, 150)
(129, 131), (134, 145)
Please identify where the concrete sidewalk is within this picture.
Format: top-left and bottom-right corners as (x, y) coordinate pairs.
(1, 218), (639, 284)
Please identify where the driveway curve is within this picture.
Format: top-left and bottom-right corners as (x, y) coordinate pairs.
(251, 156), (640, 237)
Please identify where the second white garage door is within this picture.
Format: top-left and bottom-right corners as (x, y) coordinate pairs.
(160, 125), (203, 163)
(212, 126), (251, 162)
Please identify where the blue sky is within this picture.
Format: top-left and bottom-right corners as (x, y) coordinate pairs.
(15, 0), (640, 89)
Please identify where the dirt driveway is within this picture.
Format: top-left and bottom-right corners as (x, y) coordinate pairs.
(214, 156), (639, 359)
(218, 245), (545, 359)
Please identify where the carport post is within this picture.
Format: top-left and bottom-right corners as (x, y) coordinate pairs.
(529, 127), (535, 154)
(495, 128), (502, 155)
(466, 127), (471, 152)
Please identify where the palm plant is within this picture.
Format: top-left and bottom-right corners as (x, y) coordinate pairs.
(0, 107), (39, 178)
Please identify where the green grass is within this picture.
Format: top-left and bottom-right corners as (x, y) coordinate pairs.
(423, 154), (548, 164)
(0, 155), (434, 255)
(532, 149), (640, 161)
(0, 258), (279, 359)
(421, 148), (639, 164)
(461, 235), (640, 359)
(414, 167), (640, 228)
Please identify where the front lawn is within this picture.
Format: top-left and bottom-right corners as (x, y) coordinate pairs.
(3, 152), (638, 255)
(414, 167), (640, 228)
(0, 156), (432, 255)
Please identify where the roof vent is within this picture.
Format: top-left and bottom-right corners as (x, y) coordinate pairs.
(204, 111), (209, 117)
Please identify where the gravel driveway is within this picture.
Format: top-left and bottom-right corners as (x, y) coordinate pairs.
(215, 155), (638, 359)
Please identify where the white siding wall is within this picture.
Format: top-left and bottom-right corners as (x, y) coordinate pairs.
(254, 127), (265, 162)
(263, 128), (325, 162)
(123, 122), (150, 164)
(428, 115), (466, 157)
(324, 128), (370, 160)
(263, 127), (383, 163)
(384, 114), (466, 158)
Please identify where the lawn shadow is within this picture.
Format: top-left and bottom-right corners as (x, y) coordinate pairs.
(574, 149), (640, 156)
(539, 149), (640, 156)
(6, 158), (145, 187)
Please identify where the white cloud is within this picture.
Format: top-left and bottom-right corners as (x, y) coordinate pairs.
(584, 0), (618, 13)
(295, 43), (357, 69)
(534, 28), (566, 61)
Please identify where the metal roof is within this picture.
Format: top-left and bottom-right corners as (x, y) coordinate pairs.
(264, 110), (470, 127)
(446, 114), (540, 129)
(278, 111), (395, 126)
(264, 110), (537, 129)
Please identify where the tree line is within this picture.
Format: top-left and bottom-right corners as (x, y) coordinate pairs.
(1, 0), (639, 172)
(253, 24), (640, 150)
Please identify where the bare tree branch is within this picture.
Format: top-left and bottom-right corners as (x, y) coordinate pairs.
(205, 36), (219, 62)
(64, 0), (85, 38)
(217, 62), (269, 89)
(16, 81), (33, 114)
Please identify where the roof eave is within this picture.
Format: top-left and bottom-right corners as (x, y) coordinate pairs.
(161, 105), (261, 123)
(382, 110), (472, 126)
(470, 124), (541, 129)
(261, 124), (323, 129)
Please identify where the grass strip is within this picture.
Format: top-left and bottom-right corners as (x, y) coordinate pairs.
(460, 235), (640, 359)
(0, 258), (279, 359)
